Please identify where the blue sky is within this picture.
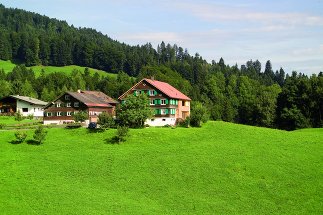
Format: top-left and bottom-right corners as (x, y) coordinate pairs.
(2, 0), (323, 75)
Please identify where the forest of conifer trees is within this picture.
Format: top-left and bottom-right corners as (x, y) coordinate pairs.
(0, 4), (322, 130)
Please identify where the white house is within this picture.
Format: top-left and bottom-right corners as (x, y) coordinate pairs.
(0, 95), (47, 118)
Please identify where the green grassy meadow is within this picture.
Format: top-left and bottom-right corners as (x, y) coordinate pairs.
(0, 121), (322, 214)
(0, 60), (117, 78)
(0, 116), (39, 125)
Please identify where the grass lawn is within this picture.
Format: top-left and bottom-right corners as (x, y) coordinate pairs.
(0, 121), (322, 214)
(0, 116), (39, 125)
(0, 60), (117, 78)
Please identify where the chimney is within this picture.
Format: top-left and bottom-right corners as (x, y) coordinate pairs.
(77, 89), (81, 93)
(151, 76), (154, 81)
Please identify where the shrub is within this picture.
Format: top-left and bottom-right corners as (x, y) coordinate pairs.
(27, 114), (34, 120)
(33, 125), (48, 144)
(110, 126), (129, 143)
(176, 117), (190, 128)
(97, 112), (115, 129)
(73, 111), (88, 123)
(0, 123), (4, 129)
(190, 102), (209, 127)
(14, 110), (24, 121)
(14, 131), (27, 143)
(65, 123), (82, 129)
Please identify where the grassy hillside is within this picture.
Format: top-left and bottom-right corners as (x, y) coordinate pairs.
(0, 121), (322, 214)
(0, 60), (117, 78)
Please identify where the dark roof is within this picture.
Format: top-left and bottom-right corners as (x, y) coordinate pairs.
(118, 78), (191, 101)
(67, 91), (117, 107)
(4, 95), (47, 106)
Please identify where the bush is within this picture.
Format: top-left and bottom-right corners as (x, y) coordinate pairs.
(110, 126), (129, 143)
(14, 110), (24, 121)
(97, 112), (115, 129)
(65, 123), (82, 129)
(14, 131), (27, 143)
(190, 102), (209, 127)
(0, 123), (4, 129)
(33, 125), (48, 144)
(27, 114), (34, 120)
(73, 111), (88, 123)
(176, 117), (190, 128)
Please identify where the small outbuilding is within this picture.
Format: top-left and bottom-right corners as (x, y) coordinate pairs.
(0, 95), (47, 118)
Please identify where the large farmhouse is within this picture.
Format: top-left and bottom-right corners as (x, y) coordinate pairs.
(118, 78), (191, 126)
(0, 95), (47, 117)
(43, 90), (118, 125)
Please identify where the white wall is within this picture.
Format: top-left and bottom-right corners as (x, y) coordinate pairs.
(145, 117), (176, 126)
(16, 100), (44, 117)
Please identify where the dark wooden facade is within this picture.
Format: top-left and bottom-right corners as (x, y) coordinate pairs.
(43, 92), (115, 124)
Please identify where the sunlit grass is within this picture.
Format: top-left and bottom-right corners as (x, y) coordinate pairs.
(0, 121), (322, 214)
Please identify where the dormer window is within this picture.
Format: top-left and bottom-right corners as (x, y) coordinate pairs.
(56, 103), (61, 107)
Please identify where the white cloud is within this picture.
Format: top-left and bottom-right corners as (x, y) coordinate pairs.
(171, 1), (323, 27)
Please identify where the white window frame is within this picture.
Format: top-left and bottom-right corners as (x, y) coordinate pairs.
(150, 99), (155, 105)
(149, 90), (154, 96)
(161, 109), (167, 115)
(161, 99), (166, 105)
(66, 102), (71, 107)
(67, 112), (72, 116)
(74, 102), (79, 107)
(56, 102), (61, 107)
(65, 95), (70, 100)
(47, 112), (52, 117)
(57, 112), (62, 116)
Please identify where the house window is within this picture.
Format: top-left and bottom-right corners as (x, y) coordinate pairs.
(47, 112), (52, 117)
(161, 99), (168, 105)
(150, 99), (155, 105)
(65, 95), (70, 100)
(57, 112), (62, 116)
(162, 119), (166, 121)
(161, 109), (168, 115)
(66, 102), (71, 107)
(149, 90), (154, 96)
(22, 108), (28, 112)
(56, 103), (61, 107)
(67, 112), (71, 116)
(74, 102), (79, 107)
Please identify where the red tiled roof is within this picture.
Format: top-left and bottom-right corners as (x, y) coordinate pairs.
(118, 78), (191, 101)
(144, 79), (191, 100)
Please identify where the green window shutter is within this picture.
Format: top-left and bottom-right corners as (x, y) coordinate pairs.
(154, 90), (157, 96)
(158, 99), (161, 105)
(165, 109), (169, 114)
(121, 100), (125, 104)
(165, 99), (169, 105)
(147, 90), (150, 95)
(175, 100), (178, 105)
(153, 99), (156, 105)
(133, 91), (137, 96)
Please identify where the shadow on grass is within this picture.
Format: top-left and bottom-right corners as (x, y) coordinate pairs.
(9, 140), (22, 145)
(88, 128), (105, 134)
(105, 137), (118, 144)
(26, 139), (41, 145)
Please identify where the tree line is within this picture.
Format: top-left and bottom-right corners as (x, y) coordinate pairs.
(0, 4), (322, 130)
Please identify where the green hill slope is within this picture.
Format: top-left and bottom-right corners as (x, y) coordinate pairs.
(0, 60), (117, 78)
(0, 121), (322, 214)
